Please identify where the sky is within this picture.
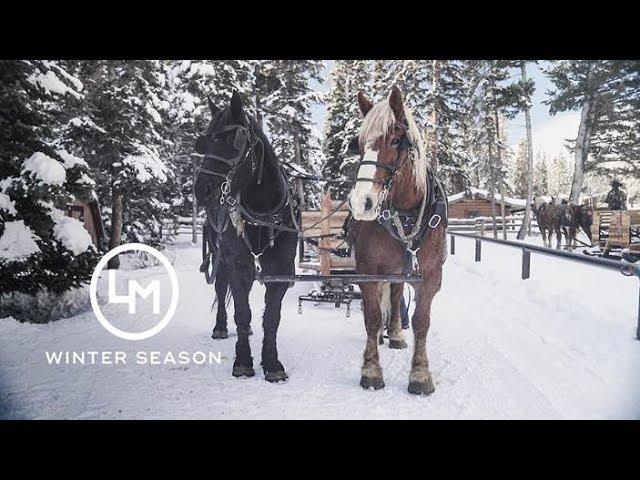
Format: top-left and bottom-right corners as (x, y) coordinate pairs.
(310, 60), (581, 161)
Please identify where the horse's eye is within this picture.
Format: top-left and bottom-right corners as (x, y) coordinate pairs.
(391, 138), (400, 146)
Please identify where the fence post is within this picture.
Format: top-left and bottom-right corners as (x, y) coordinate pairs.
(522, 248), (531, 280)
(475, 238), (481, 262)
(450, 234), (455, 255)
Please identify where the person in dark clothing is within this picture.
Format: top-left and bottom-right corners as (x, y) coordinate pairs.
(606, 180), (627, 210)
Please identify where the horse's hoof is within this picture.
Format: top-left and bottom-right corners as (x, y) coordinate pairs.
(360, 376), (385, 390)
(408, 379), (435, 396)
(232, 364), (255, 378)
(264, 369), (288, 383)
(388, 339), (408, 349)
(211, 328), (228, 340)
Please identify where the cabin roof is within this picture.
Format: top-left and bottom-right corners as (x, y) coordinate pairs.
(447, 188), (527, 208)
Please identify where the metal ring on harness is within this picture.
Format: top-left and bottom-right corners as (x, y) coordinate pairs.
(428, 214), (442, 229)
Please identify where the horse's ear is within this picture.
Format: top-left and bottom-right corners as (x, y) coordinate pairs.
(388, 85), (406, 123)
(357, 91), (373, 117)
(230, 90), (244, 120)
(207, 96), (219, 115)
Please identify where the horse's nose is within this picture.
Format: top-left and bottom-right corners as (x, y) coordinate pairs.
(364, 196), (373, 212)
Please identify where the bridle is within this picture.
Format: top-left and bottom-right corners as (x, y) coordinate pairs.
(196, 120), (265, 206)
(353, 122), (413, 189)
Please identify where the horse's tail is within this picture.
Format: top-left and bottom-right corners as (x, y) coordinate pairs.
(379, 283), (391, 328)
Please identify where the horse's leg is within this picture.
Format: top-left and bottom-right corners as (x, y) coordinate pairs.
(227, 262), (255, 377)
(387, 283), (407, 349)
(212, 268), (229, 339)
(359, 282), (385, 390)
(261, 282), (289, 382)
(408, 267), (441, 396)
(555, 227), (562, 250)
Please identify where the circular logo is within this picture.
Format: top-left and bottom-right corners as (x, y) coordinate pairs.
(89, 243), (179, 341)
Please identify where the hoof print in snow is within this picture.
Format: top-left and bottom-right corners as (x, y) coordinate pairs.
(232, 364), (255, 378)
(211, 329), (229, 340)
(407, 380), (435, 396)
(264, 370), (288, 383)
(388, 339), (408, 349)
(360, 376), (385, 390)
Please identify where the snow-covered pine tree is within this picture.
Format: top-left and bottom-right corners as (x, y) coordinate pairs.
(259, 60), (324, 206)
(322, 61), (353, 198)
(62, 61), (174, 267)
(0, 60), (99, 307)
(337, 60), (373, 181)
(534, 151), (549, 195)
(509, 138), (529, 198)
(545, 60), (640, 202)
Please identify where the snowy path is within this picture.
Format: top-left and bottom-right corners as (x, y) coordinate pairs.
(1, 234), (639, 419)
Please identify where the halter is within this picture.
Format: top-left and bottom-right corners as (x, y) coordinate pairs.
(353, 122), (412, 187)
(196, 121), (266, 203)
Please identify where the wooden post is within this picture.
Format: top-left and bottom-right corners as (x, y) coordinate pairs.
(522, 249), (531, 280)
(500, 183), (507, 240)
(192, 155), (198, 244)
(450, 235), (455, 255)
(475, 238), (481, 262)
(319, 189), (332, 276)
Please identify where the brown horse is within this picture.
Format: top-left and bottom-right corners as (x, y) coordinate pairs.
(564, 203), (594, 248)
(533, 196), (574, 249)
(346, 86), (447, 395)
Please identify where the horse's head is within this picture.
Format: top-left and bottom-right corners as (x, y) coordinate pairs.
(193, 91), (258, 208)
(347, 86), (426, 221)
(577, 204), (594, 238)
(559, 202), (574, 227)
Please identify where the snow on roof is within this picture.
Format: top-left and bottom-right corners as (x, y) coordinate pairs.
(21, 152), (66, 186)
(0, 192), (17, 215)
(0, 220), (41, 261)
(53, 215), (93, 255)
(448, 188), (527, 207)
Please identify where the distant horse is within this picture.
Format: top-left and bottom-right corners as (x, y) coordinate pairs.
(563, 203), (594, 248)
(533, 196), (574, 249)
(346, 86), (448, 395)
(194, 92), (298, 382)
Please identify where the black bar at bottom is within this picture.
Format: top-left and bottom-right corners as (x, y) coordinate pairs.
(259, 274), (423, 284)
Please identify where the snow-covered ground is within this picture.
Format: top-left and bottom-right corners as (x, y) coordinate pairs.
(1, 233), (639, 419)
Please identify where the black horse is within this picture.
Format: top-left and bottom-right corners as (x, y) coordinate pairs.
(194, 91), (298, 382)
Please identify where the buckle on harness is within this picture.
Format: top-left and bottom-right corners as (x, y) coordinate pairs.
(408, 247), (420, 273)
(428, 214), (441, 229)
(226, 196), (236, 206)
(379, 209), (391, 221)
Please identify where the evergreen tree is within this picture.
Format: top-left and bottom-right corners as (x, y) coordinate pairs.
(62, 61), (174, 266)
(509, 138), (529, 198)
(533, 152), (549, 195)
(0, 60), (99, 297)
(545, 60), (640, 201)
(260, 60), (324, 206)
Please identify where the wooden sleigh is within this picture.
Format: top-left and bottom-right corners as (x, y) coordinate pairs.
(591, 209), (640, 260)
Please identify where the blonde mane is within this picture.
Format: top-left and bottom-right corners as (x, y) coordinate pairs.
(358, 98), (427, 191)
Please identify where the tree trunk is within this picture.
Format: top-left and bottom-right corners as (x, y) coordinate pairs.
(570, 93), (595, 203)
(493, 108), (507, 239)
(107, 191), (123, 269)
(487, 140), (498, 239)
(293, 131), (304, 203)
(517, 62), (535, 240)
(430, 60), (441, 171)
